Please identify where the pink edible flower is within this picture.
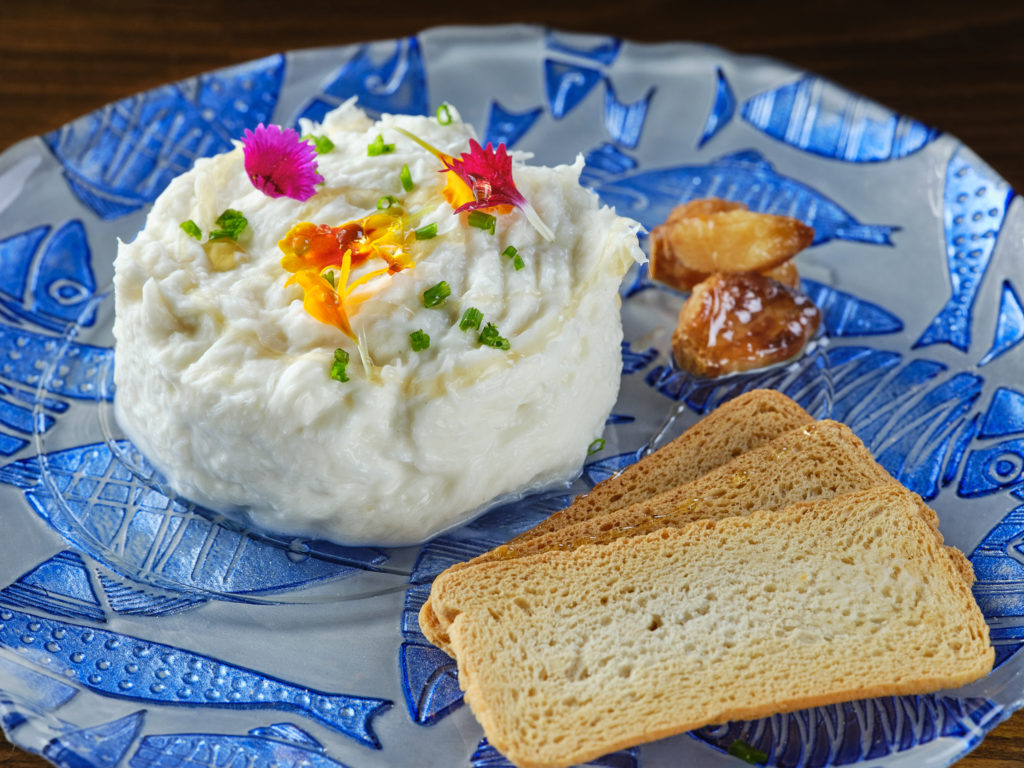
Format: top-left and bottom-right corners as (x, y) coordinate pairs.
(242, 124), (323, 202)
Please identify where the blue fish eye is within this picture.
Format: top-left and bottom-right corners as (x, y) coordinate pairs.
(48, 278), (90, 305)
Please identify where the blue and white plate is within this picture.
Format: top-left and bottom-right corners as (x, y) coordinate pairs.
(1, 24), (1022, 768)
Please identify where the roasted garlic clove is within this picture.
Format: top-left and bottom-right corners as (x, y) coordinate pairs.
(649, 197), (813, 291)
(672, 272), (821, 378)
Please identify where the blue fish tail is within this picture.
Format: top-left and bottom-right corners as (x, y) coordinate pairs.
(830, 221), (898, 246)
(698, 67), (736, 148)
(914, 296), (971, 352)
(0, 455), (42, 489)
(298, 694), (391, 749)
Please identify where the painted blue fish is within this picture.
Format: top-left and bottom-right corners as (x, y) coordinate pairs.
(580, 143), (638, 190)
(969, 496), (1024, 667)
(915, 147), (1014, 352)
(0, 551), (106, 623)
(0, 319), (112, 400)
(130, 722), (357, 768)
(400, 491), (571, 725)
(592, 149), (899, 245)
(0, 220), (96, 333)
(621, 340), (658, 374)
(544, 31), (622, 68)
(701, 71), (941, 162)
(544, 60), (603, 120)
(0, 317), (110, 432)
(483, 101), (543, 149)
(472, 738), (638, 767)
(698, 67), (736, 148)
(0, 441), (388, 613)
(45, 55), (284, 220)
(0, 604), (391, 747)
(0, 653), (78, 713)
(958, 387), (1024, 498)
(603, 80), (654, 149)
(296, 37), (428, 123)
(692, 695), (1001, 768)
(980, 280), (1024, 366)
(648, 345), (985, 501)
(42, 710), (145, 768)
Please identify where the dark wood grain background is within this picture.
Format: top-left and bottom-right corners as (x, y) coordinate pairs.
(2, 1), (1023, 766)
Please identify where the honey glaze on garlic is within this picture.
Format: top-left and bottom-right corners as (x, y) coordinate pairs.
(672, 272), (821, 378)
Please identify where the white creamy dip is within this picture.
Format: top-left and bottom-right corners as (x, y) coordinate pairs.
(113, 102), (643, 545)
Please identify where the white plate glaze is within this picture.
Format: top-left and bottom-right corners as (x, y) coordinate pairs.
(0, 24), (1023, 768)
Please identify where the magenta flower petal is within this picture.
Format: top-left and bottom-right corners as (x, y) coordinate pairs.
(242, 124), (324, 202)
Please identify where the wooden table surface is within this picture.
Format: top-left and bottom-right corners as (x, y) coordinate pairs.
(1, 1), (1023, 766)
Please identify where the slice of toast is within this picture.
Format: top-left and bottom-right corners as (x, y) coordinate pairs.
(433, 485), (993, 768)
(419, 389), (812, 651)
(424, 419), (956, 653)
(507, 388), (813, 548)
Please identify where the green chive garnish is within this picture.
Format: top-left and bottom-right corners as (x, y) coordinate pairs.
(423, 281), (451, 308)
(304, 134), (334, 154)
(727, 740), (768, 765)
(208, 209), (247, 241)
(467, 211), (496, 234)
(436, 104), (453, 125)
(587, 438), (606, 455)
(459, 307), (483, 331)
(478, 322), (510, 350)
(323, 271), (337, 289)
(410, 329), (430, 351)
(415, 223), (438, 240)
(400, 163), (414, 191)
(377, 195), (399, 210)
(367, 134), (395, 156)
(180, 219), (202, 240)
(329, 348), (350, 383)
(502, 245), (525, 270)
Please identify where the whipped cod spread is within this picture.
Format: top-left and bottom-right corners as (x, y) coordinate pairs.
(113, 101), (644, 545)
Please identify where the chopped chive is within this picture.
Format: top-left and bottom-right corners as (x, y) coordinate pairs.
(304, 134), (334, 154)
(410, 329), (430, 351)
(459, 307), (483, 331)
(329, 348), (350, 383)
(727, 740), (768, 765)
(467, 210), (496, 234)
(436, 104), (453, 125)
(478, 322), (510, 350)
(587, 438), (606, 455)
(180, 219), (202, 240)
(322, 271), (337, 289)
(367, 134), (395, 156)
(208, 209), (247, 241)
(414, 222), (438, 240)
(502, 245), (525, 270)
(423, 281), (451, 308)
(377, 195), (399, 210)
(400, 163), (414, 192)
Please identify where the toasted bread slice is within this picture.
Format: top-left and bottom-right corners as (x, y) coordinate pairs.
(424, 420), (966, 654)
(434, 485), (992, 768)
(504, 389), (813, 550)
(419, 390), (811, 650)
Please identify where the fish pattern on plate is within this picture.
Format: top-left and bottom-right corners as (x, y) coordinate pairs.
(129, 722), (357, 768)
(0, 441), (388, 614)
(43, 56), (284, 220)
(692, 695), (1002, 768)
(0, 605), (391, 748)
(1, 25), (1023, 768)
(701, 69), (941, 162)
